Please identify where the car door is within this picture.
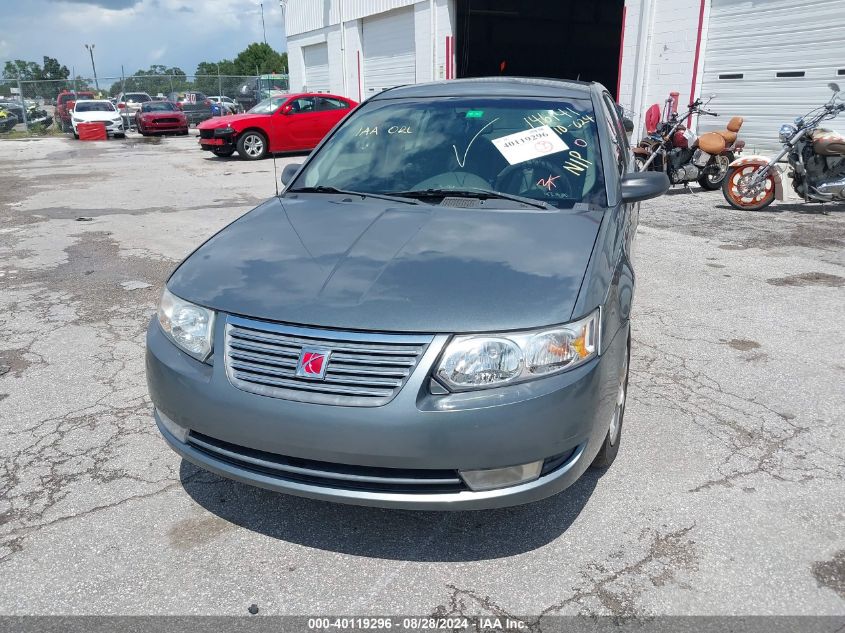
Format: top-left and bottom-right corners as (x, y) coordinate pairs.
(276, 96), (321, 149)
(315, 97), (353, 141)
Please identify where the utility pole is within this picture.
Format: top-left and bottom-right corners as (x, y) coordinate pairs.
(260, 3), (268, 45)
(279, 0), (289, 74)
(84, 44), (100, 92)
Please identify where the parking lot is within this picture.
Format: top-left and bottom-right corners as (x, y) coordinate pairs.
(0, 132), (843, 617)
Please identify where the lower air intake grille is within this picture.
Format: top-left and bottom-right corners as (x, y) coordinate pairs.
(188, 431), (467, 493)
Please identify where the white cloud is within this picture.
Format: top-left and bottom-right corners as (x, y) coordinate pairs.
(3, 0), (287, 79)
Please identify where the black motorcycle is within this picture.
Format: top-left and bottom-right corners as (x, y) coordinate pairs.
(25, 104), (53, 129)
(635, 96), (745, 190)
(722, 83), (845, 210)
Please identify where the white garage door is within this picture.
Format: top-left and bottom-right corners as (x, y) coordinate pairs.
(699, 0), (845, 154)
(363, 7), (416, 96)
(302, 42), (330, 93)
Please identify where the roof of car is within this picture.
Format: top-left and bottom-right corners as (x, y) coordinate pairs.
(369, 77), (597, 101)
(74, 99), (112, 103)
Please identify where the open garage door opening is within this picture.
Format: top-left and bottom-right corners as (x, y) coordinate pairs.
(456, 0), (624, 96)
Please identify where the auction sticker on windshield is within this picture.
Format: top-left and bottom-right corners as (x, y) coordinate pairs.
(492, 124), (569, 165)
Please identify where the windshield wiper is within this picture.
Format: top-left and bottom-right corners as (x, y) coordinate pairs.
(286, 186), (420, 205)
(385, 187), (552, 210)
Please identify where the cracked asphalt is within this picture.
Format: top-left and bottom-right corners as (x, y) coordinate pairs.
(0, 133), (843, 617)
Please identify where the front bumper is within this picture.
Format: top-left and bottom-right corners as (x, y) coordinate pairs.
(141, 119), (188, 133)
(72, 119), (125, 136)
(146, 315), (628, 510)
(199, 132), (234, 151)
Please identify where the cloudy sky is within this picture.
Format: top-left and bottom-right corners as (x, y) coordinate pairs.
(1, 0), (287, 79)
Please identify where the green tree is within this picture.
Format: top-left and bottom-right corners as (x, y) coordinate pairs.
(233, 43), (288, 76)
(40, 56), (69, 81)
(194, 59), (238, 95)
(35, 57), (70, 99)
(3, 57), (73, 100)
(122, 65), (188, 97)
(2, 60), (41, 81)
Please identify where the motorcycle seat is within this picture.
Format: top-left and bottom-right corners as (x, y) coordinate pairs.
(697, 131), (727, 154)
(713, 117), (743, 145)
(812, 129), (845, 156)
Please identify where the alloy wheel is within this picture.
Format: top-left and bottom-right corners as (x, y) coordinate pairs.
(243, 134), (264, 158)
(726, 166), (774, 207)
(608, 354), (628, 446)
(709, 155), (729, 184)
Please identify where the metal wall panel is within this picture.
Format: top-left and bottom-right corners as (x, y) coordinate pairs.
(286, 0), (419, 35)
(698, 0), (845, 154)
(303, 42), (331, 92)
(362, 7), (417, 94)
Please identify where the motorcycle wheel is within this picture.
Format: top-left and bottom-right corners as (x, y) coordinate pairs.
(698, 153), (732, 190)
(722, 165), (776, 211)
(634, 155), (647, 172)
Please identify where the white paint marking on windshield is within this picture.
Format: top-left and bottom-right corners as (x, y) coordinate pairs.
(452, 117), (500, 168)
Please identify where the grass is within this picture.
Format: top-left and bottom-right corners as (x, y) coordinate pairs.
(0, 123), (67, 139)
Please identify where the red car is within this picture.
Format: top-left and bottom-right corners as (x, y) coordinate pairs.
(197, 93), (357, 160)
(135, 101), (188, 136)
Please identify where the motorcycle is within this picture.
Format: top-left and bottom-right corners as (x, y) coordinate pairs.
(25, 104), (53, 129)
(0, 107), (18, 133)
(722, 83), (845, 210)
(635, 94), (745, 190)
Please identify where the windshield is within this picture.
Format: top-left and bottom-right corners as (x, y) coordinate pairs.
(75, 101), (115, 112)
(142, 101), (177, 112)
(293, 97), (605, 208)
(125, 93), (151, 102)
(249, 96), (287, 114)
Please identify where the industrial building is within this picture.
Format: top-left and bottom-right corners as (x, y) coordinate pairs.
(285, 0), (845, 152)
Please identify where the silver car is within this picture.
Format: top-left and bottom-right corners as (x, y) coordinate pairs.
(116, 91), (152, 127)
(146, 78), (668, 510)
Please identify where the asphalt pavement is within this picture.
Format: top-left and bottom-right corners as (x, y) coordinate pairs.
(0, 133), (843, 617)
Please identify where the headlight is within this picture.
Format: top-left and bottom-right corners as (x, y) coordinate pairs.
(214, 127), (235, 136)
(435, 309), (600, 391)
(157, 288), (215, 361)
(72, 117), (82, 123)
(779, 123), (798, 143)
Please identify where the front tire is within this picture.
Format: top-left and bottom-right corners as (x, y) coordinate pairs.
(722, 164), (776, 210)
(591, 335), (629, 469)
(697, 153), (732, 190)
(634, 155), (647, 172)
(237, 131), (268, 160)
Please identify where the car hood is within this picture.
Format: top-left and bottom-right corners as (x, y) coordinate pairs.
(168, 196), (604, 333)
(74, 111), (120, 121)
(141, 111), (185, 118)
(198, 113), (263, 129)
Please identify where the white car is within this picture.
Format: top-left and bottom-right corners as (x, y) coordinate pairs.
(71, 100), (125, 138)
(209, 96), (240, 114)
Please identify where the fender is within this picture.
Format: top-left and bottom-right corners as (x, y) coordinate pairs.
(727, 155), (785, 201)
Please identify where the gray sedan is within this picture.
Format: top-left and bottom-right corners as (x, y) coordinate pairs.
(145, 77), (668, 510)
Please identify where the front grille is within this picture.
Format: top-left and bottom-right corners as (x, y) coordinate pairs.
(199, 128), (214, 139)
(188, 431), (467, 493)
(155, 117), (180, 124)
(224, 315), (431, 407)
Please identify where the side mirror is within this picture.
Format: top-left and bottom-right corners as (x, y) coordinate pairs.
(620, 171), (670, 203)
(281, 104), (293, 114)
(828, 82), (840, 93)
(280, 163), (301, 187)
(622, 117), (634, 133)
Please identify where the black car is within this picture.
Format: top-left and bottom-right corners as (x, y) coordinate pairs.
(166, 91), (213, 126)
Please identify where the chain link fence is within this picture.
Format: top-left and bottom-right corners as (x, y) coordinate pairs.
(0, 73), (289, 136)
